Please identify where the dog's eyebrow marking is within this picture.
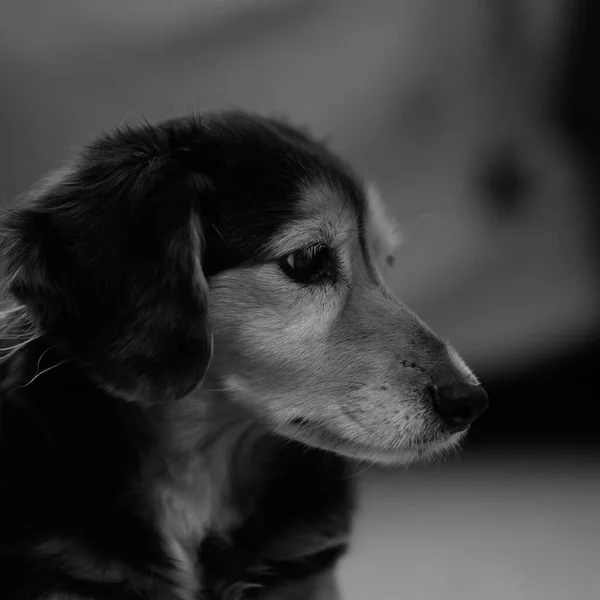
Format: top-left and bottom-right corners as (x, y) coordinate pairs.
(264, 220), (337, 258)
(264, 184), (360, 258)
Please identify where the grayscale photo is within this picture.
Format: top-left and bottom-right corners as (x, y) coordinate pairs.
(1, 1), (598, 599)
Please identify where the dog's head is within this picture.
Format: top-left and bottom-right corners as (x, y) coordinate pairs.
(0, 111), (487, 464)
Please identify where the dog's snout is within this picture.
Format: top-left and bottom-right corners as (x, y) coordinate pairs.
(431, 383), (489, 433)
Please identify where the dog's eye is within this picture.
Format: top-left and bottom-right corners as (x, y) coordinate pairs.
(279, 244), (333, 284)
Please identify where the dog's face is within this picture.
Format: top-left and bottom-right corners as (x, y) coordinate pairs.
(0, 111), (487, 465)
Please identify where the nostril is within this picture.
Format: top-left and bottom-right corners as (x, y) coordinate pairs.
(447, 406), (472, 423)
(431, 383), (489, 434)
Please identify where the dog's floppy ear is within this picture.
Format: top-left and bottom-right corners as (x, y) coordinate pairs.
(0, 124), (213, 403)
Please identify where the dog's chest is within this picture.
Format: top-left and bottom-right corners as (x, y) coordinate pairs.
(156, 456), (213, 600)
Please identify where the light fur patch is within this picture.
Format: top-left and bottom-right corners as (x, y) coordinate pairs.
(264, 183), (358, 260)
(156, 454), (210, 600)
(26, 164), (74, 199)
(155, 399), (259, 599)
(211, 265), (342, 354)
(446, 342), (480, 385)
(365, 184), (402, 266)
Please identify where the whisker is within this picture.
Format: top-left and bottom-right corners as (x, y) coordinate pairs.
(211, 223), (226, 245)
(32, 347), (53, 375)
(338, 404), (376, 436)
(118, 110), (136, 128)
(0, 304), (40, 363)
(341, 460), (375, 479)
(335, 196), (350, 226)
(18, 359), (69, 389)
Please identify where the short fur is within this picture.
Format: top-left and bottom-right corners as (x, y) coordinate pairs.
(0, 111), (484, 599)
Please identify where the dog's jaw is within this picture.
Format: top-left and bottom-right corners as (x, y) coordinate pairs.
(275, 418), (467, 467)
(216, 374), (465, 468)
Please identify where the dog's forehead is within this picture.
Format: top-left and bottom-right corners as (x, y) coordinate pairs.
(296, 179), (363, 236)
(262, 180), (363, 257)
(300, 181), (360, 221)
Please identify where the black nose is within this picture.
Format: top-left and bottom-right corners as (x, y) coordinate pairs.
(431, 383), (489, 433)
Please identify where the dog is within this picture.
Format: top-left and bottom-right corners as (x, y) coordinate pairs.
(0, 111), (488, 600)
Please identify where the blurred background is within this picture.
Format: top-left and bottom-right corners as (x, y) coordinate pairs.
(1, 0), (599, 597)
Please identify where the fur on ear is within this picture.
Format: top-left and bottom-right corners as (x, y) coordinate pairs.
(364, 183), (402, 269)
(0, 123), (214, 403)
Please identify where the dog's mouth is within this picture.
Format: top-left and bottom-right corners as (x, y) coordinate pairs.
(282, 418), (463, 466)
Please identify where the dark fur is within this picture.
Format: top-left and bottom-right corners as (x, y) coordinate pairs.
(0, 112), (357, 599)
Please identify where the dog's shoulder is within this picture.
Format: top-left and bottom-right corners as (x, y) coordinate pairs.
(0, 341), (173, 597)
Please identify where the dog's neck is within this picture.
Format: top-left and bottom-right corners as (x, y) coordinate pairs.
(152, 380), (273, 599)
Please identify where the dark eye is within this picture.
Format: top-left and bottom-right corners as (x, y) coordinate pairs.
(279, 244), (334, 284)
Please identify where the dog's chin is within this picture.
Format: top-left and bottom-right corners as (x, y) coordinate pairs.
(277, 420), (466, 466)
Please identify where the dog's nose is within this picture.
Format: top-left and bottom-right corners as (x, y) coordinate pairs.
(431, 383), (489, 433)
